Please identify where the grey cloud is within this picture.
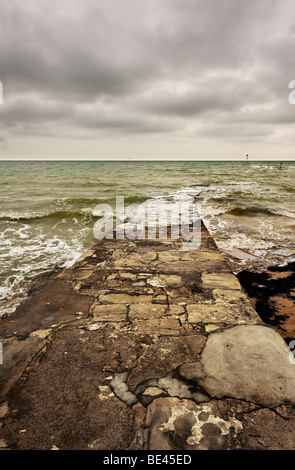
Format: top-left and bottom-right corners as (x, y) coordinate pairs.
(137, 76), (274, 118)
(1, 95), (177, 136)
(72, 112), (177, 135)
(1, 99), (73, 126)
(1, 3), (142, 99)
(0, 0), (294, 146)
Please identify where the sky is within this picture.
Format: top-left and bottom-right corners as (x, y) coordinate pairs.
(0, 0), (295, 160)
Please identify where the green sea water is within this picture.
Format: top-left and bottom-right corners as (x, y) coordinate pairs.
(0, 160), (294, 316)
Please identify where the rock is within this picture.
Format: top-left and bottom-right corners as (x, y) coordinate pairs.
(99, 293), (153, 304)
(198, 325), (295, 407)
(30, 329), (52, 339)
(222, 249), (256, 260)
(2, 221), (295, 450)
(237, 405), (295, 450)
(0, 278), (94, 337)
(157, 252), (181, 262)
(212, 288), (254, 305)
(201, 273), (241, 290)
(92, 304), (127, 321)
(181, 251), (225, 261)
(0, 335), (47, 399)
(272, 249), (295, 257)
(148, 275), (182, 287)
(143, 387), (164, 396)
(132, 318), (180, 335)
(119, 272), (137, 279)
(0, 326), (138, 450)
(0, 402), (9, 419)
(110, 372), (137, 406)
(205, 324), (221, 333)
(129, 304), (168, 320)
(127, 335), (206, 391)
(76, 250), (96, 262)
(178, 362), (206, 382)
(145, 397), (243, 450)
(187, 302), (259, 325)
(157, 372), (209, 403)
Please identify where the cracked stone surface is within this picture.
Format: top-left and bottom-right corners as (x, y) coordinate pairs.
(1, 222), (295, 450)
(197, 324), (295, 408)
(142, 398), (244, 450)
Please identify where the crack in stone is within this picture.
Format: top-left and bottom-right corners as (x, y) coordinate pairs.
(110, 366), (210, 408)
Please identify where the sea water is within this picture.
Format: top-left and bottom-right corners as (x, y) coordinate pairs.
(0, 160), (294, 316)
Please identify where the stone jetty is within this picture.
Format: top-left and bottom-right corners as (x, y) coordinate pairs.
(1, 222), (295, 450)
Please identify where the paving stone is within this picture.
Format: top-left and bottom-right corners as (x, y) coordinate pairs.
(99, 293), (153, 304)
(92, 304), (127, 321)
(148, 275), (182, 287)
(181, 251), (225, 261)
(201, 273), (242, 290)
(187, 302), (259, 325)
(157, 251), (181, 262)
(119, 272), (137, 279)
(129, 304), (167, 320)
(132, 318), (181, 335)
(204, 324), (222, 333)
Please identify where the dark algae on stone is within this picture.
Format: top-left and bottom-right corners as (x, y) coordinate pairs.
(238, 261), (295, 344)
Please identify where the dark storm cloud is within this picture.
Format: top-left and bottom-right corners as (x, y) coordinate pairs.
(0, 0), (294, 142)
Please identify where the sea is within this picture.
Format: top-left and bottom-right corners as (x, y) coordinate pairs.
(1, 160), (295, 317)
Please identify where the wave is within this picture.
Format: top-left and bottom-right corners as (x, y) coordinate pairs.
(0, 195), (150, 223)
(226, 206), (277, 217)
(281, 185), (295, 193)
(64, 194), (148, 205)
(121, 195), (149, 205)
(273, 210), (295, 219)
(224, 205), (295, 219)
(61, 197), (110, 205)
(0, 209), (95, 223)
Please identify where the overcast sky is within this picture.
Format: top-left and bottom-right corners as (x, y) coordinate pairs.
(1, 0), (295, 160)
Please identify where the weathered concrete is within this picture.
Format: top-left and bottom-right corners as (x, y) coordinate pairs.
(1, 222), (295, 450)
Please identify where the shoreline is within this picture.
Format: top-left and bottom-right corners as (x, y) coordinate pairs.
(1, 160), (295, 323)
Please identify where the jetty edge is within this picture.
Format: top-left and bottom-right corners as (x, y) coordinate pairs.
(1, 221), (295, 450)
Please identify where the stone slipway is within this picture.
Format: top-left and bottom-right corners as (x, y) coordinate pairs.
(1, 222), (295, 450)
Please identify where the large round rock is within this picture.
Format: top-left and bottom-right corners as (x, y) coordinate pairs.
(197, 325), (295, 408)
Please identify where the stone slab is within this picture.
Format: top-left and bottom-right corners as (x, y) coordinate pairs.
(92, 304), (127, 321)
(201, 273), (242, 290)
(187, 302), (260, 325)
(197, 325), (295, 408)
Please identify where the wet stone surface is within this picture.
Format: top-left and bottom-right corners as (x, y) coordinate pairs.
(1, 222), (295, 450)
